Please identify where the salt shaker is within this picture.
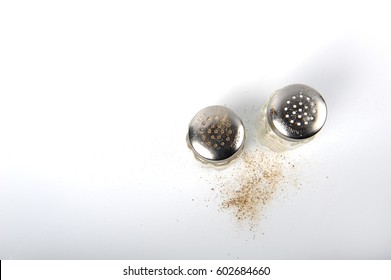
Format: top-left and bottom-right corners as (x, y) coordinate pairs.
(187, 105), (245, 166)
(258, 84), (327, 152)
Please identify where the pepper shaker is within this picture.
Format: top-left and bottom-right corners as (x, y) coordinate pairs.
(187, 105), (245, 166)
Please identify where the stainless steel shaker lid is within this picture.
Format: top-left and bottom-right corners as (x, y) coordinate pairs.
(267, 84), (327, 141)
(187, 106), (245, 165)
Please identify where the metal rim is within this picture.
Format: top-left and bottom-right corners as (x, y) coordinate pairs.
(267, 84), (327, 141)
(187, 105), (245, 165)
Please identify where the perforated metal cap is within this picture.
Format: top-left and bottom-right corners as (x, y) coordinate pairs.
(187, 106), (245, 166)
(267, 84), (327, 141)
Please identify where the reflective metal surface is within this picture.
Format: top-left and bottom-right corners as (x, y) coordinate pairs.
(267, 84), (327, 141)
(187, 106), (245, 166)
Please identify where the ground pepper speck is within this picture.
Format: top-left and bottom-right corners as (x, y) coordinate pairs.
(218, 148), (297, 230)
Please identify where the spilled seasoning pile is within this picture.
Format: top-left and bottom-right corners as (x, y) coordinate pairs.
(219, 148), (293, 227)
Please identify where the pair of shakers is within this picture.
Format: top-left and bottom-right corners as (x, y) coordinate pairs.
(186, 84), (327, 166)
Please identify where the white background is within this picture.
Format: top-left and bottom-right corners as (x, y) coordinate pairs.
(1, 0), (390, 259)
(2, 260), (391, 280)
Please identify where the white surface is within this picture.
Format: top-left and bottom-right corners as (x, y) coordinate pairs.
(0, 0), (390, 259)
(3, 260), (391, 280)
